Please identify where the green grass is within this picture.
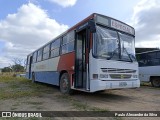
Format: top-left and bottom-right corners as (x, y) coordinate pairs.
(0, 75), (123, 120)
(0, 90), (38, 100)
(72, 101), (89, 111)
(140, 82), (160, 89)
(25, 101), (44, 105)
(0, 76), (54, 100)
(140, 82), (151, 86)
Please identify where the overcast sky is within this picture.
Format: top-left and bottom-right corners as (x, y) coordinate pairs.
(0, 0), (160, 68)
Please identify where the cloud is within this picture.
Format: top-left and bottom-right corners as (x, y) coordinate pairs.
(48, 0), (77, 7)
(131, 0), (160, 48)
(0, 3), (68, 67)
(0, 56), (12, 68)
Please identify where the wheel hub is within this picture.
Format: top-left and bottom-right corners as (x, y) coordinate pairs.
(62, 78), (68, 90)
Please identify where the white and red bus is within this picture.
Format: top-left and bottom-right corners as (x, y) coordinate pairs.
(26, 13), (140, 94)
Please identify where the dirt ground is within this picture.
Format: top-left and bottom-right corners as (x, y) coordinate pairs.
(73, 86), (160, 111)
(0, 77), (160, 120)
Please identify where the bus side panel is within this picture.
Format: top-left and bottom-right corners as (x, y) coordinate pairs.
(35, 71), (59, 85)
(57, 52), (75, 84)
(32, 57), (60, 85)
(139, 66), (160, 82)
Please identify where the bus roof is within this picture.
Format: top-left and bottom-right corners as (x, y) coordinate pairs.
(68, 13), (135, 35)
(27, 13), (135, 56)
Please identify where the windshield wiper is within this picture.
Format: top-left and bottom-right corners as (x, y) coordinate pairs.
(107, 48), (119, 60)
(122, 48), (133, 62)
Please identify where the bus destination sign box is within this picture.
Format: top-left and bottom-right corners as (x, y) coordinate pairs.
(95, 14), (135, 35)
(111, 19), (134, 35)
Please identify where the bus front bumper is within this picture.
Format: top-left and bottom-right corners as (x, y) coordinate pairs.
(90, 79), (140, 92)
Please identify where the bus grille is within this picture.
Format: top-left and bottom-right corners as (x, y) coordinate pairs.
(109, 74), (132, 79)
(101, 68), (136, 73)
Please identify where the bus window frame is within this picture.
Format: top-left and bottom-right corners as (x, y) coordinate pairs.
(42, 44), (50, 60)
(61, 31), (75, 55)
(137, 51), (160, 67)
(50, 38), (61, 58)
(37, 49), (43, 62)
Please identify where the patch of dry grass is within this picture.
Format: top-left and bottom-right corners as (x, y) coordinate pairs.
(56, 94), (108, 111)
(140, 82), (151, 86)
(0, 75), (55, 100)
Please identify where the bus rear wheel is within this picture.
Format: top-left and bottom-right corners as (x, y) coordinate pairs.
(60, 73), (73, 94)
(151, 77), (160, 87)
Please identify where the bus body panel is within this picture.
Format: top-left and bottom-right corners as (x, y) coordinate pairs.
(27, 56), (60, 85)
(89, 51), (140, 92)
(137, 50), (160, 84)
(34, 71), (59, 85)
(26, 53), (75, 86)
(57, 52), (75, 72)
(139, 66), (160, 82)
(57, 52), (75, 86)
(33, 57), (60, 72)
(90, 80), (140, 92)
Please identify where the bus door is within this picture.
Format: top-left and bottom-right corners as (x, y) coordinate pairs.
(28, 56), (32, 79)
(75, 29), (89, 90)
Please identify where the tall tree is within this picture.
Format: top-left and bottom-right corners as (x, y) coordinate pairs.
(2, 58), (25, 72)
(11, 64), (25, 72)
(2, 67), (12, 72)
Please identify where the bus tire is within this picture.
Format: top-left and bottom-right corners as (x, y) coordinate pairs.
(32, 72), (35, 83)
(151, 77), (160, 87)
(60, 73), (73, 94)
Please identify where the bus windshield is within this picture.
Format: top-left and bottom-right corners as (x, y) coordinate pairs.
(94, 26), (136, 62)
(119, 32), (136, 62)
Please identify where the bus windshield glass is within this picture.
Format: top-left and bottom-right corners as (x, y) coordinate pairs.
(119, 32), (136, 62)
(94, 26), (136, 62)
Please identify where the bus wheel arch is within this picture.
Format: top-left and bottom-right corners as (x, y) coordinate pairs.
(59, 71), (73, 94)
(150, 76), (160, 87)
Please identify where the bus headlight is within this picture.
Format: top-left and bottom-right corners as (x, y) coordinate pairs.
(100, 74), (108, 78)
(93, 74), (98, 79)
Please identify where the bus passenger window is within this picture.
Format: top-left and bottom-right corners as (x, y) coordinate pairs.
(33, 52), (37, 63)
(43, 44), (50, 60)
(51, 48), (59, 57)
(37, 49), (42, 62)
(50, 39), (60, 58)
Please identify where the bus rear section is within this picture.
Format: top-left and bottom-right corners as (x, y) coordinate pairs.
(26, 13), (140, 94)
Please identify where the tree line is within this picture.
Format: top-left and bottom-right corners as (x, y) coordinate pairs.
(1, 58), (26, 72)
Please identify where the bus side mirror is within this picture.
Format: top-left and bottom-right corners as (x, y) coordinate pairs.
(88, 20), (96, 33)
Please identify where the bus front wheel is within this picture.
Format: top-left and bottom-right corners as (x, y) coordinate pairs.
(60, 73), (73, 94)
(151, 77), (160, 87)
